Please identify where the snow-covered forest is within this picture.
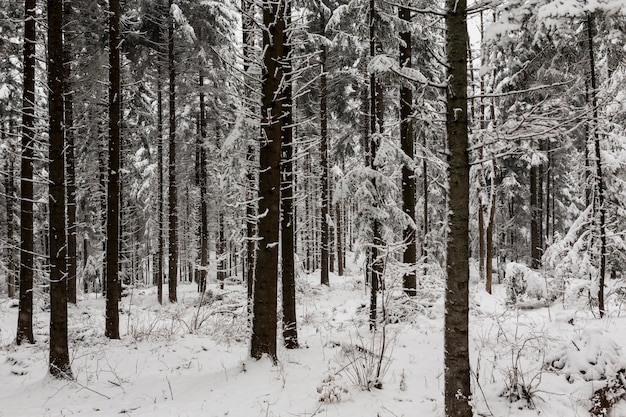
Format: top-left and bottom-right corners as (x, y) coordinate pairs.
(1, 0), (626, 415)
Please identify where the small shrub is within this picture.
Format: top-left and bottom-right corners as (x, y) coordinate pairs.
(317, 374), (348, 403)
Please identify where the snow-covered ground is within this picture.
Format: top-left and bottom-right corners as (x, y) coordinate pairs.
(1, 260), (626, 416)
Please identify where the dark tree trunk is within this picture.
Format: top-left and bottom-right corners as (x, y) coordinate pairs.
(368, 0), (384, 331)
(281, 0), (298, 349)
(64, 0), (77, 304)
(587, 13), (606, 317)
(5, 147), (15, 298)
(157, 69), (164, 304)
(48, 0), (72, 378)
(168, 0), (178, 303)
(198, 72), (208, 294)
(530, 153), (540, 269)
(243, 0), (256, 309)
(399, 4), (416, 296)
(319, 4), (330, 286)
(251, 0), (285, 361)
(444, 0), (472, 414)
(17, 0), (36, 346)
(336, 197), (344, 276)
(485, 159), (496, 293)
(218, 211), (226, 288)
(105, 0), (121, 340)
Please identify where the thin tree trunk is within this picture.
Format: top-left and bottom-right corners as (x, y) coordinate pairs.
(399, 3), (416, 296)
(198, 72), (208, 293)
(587, 13), (606, 317)
(48, 0), (72, 378)
(319, 3), (330, 286)
(5, 148), (15, 298)
(168, 0), (178, 303)
(485, 158), (496, 294)
(105, 0), (121, 340)
(444, 0), (472, 413)
(17, 0), (36, 346)
(369, 0), (384, 330)
(530, 149), (540, 269)
(251, 0), (285, 361)
(336, 196), (344, 276)
(157, 69), (164, 303)
(281, 0), (298, 349)
(64, 0), (77, 304)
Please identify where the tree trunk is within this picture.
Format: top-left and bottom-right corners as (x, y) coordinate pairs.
(198, 72), (208, 294)
(530, 151), (540, 269)
(168, 0), (178, 303)
(64, 0), (77, 304)
(399, 3), (416, 296)
(157, 68), (164, 304)
(485, 158), (496, 294)
(281, 0), (298, 349)
(319, 4), (330, 286)
(251, 0), (285, 361)
(16, 0), (36, 346)
(336, 197), (344, 276)
(587, 13), (606, 318)
(243, 0), (256, 309)
(5, 148), (15, 298)
(105, 0), (121, 340)
(444, 0), (472, 413)
(48, 0), (72, 378)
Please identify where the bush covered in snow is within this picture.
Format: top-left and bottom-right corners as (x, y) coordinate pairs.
(504, 262), (553, 306)
(545, 328), (626, 383)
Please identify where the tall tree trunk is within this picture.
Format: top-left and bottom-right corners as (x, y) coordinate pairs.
(530, 151), (540, 269)
(368, 0), (384, 330)
(242, 0), (257, 307)
(5, 147), (15, 298)
(168, 0), (178, 303)
(157, 69), (164, 303)
(198, 72), (208, 294)
(587, 13), (606, 317)
(485, 158), (496, 293)
(64, 0), (77, 304)
(17, 0), (36, 346)
(399, 3), (416, 296)
(48, 0), (72, 378)
(319, 3), (330, 286)
(251, 0), (285, 361)
(281, 0), (298, 349)
(444, 0), (472, 414)
(105, 0), (121, 340)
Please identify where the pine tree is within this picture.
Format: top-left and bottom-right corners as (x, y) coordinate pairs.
(105, 0), (121, 340)
(167, 0), (178, 303)
(251, 0), (286, 361)
(48, 0), (72, 378)
(399, 2), (416, 296)
(16, 0), (36, 346)
(444, 0), (472, 414)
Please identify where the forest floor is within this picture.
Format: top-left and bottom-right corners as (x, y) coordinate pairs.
(1, 257), (626, 417)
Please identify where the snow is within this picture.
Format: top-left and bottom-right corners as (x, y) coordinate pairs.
(2, 257), (626, 416)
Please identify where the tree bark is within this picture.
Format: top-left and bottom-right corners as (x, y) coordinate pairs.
(587, 13), (606, 318)
(17, 0), (36, 346)
(157, 68), (164, 304)
(251, 0), (285, 361)
(399, 3), (416, 296)
(5, 138), (15, 298)
(319, 3), (330, 286)
(198, 72), (208, 294)
(281, 0), (298, 349)
(48, 0), (72, 378)
(64, 0), (77, 304)
(168, 0), (178, 303)
(444, 0), (472, 413)
(105, 0), (121, 340)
